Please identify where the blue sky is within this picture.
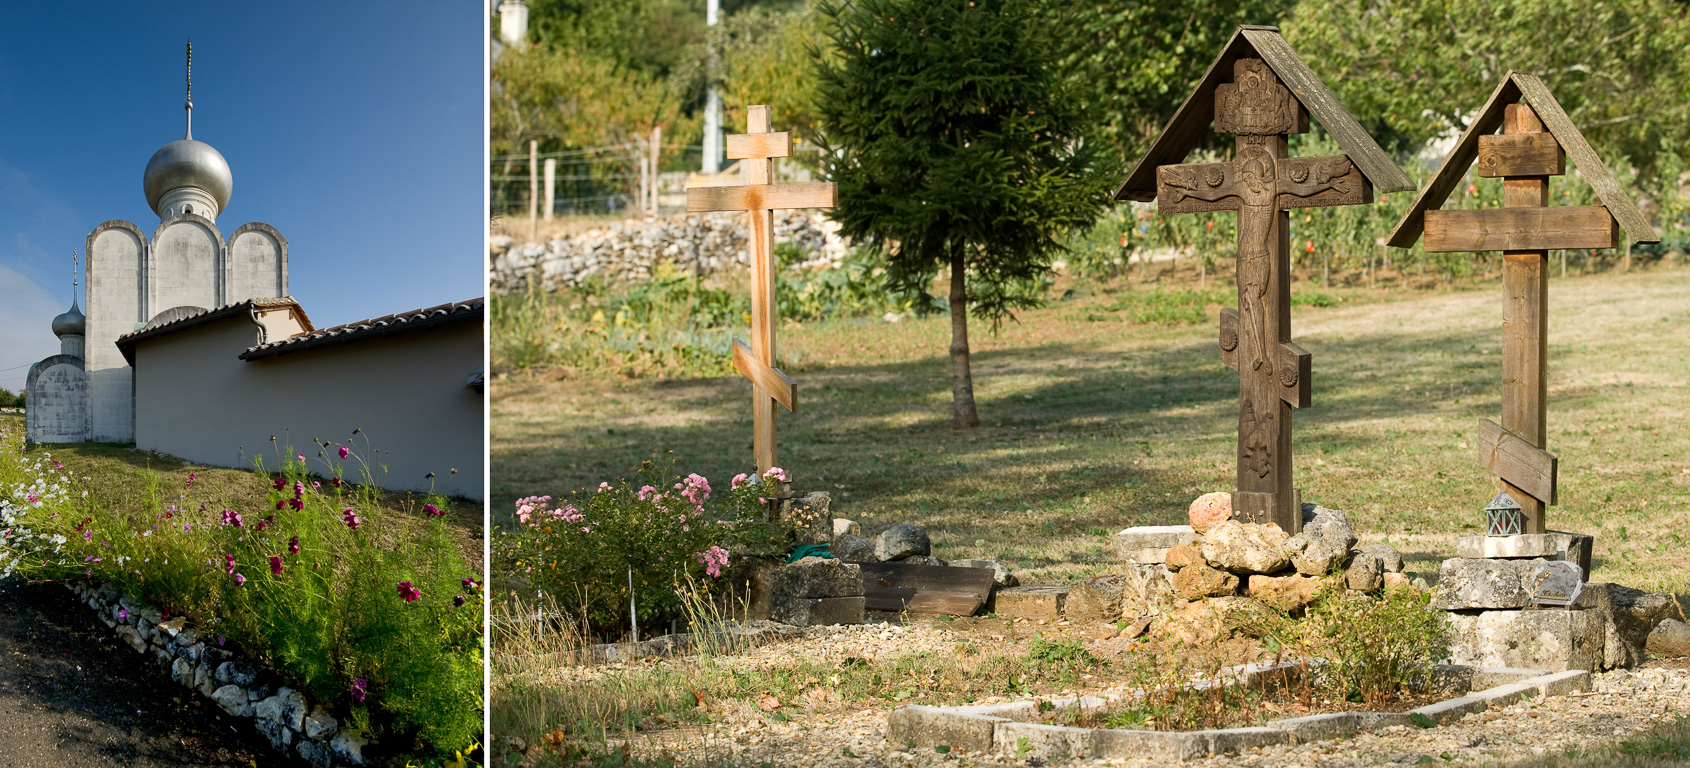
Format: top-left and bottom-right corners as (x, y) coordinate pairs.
(0, 2), (485, 392)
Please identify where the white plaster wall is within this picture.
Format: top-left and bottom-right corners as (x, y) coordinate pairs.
(29, 364), (90, 443)
(131, 317), (483, 501)
(87, 223), (144, 443)
(227, 226), (287, 302)
(151, 218), (221, 312)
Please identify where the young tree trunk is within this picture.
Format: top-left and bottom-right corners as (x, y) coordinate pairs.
(948, 247), (980, 429)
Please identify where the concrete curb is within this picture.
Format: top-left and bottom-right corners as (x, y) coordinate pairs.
(887, 666), (1591, 761)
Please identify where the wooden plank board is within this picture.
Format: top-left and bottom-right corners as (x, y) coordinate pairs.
(726, 131), (793, 160)
(1115, 27), (1258, 201)
(731, 338), (795, 411)
(1479, 419), (1558, 505)
(1386, 76), (1520, 248)
(687, 182), (837, 213)
(859, 562), (994, 616)
(1511, 73), (1657, 244)
(1477, 133), (1564, 177)
(1423, 206), (1617, 253)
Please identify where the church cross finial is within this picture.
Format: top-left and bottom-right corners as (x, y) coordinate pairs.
(185, 40), (193, 140)
(72, 249), (80, 307)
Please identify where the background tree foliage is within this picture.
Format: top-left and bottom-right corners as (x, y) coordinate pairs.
(812, 0), (1121, 427)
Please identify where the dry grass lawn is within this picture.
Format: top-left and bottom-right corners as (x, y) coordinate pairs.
(491, 267), (1690, 592)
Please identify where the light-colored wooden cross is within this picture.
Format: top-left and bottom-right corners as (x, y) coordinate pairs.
(1155, 59), (1374, 533)
(686, 105), (836, 473)
(1388, 72), (1658, 535)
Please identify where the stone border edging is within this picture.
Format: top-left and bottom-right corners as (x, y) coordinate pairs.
(66, 580), (366, 767)
(886, 665), (1591, 761)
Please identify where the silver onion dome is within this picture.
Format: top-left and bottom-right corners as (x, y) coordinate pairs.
(142, 139), (233, 216)
(51, 302), (86, 338)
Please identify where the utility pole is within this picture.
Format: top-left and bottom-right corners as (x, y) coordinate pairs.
(702, 0), (722, 174)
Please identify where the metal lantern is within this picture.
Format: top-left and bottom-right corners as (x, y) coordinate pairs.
(1485, 491), (1523, 537)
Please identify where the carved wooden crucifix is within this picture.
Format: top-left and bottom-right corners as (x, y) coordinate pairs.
(686, 105), (836, 473)
(1155, 59), (1373, 532)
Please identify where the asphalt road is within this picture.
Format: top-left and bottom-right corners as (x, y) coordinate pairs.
(0, 579), (284, 767)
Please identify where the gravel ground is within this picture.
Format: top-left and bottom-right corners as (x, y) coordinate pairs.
(540, 621), (1690, 768)
(0, 580), (282, 768)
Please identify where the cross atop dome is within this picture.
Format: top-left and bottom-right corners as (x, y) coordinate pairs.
(142, 40), (233, 221)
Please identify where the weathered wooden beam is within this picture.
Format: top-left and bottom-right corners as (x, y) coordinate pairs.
(726, 131), (793, 160)
(1479, 419), (1558, 505)
(731, 339), (795, 411)
(686, 181), (837, 213)
(1423, 206), (1618, 253)
(1477, 133), (1564, 177)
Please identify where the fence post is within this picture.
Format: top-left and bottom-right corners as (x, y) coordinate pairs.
(528, 139), (538, 239)
(649, 125), (663, 216)
(543, 158), (556, 221)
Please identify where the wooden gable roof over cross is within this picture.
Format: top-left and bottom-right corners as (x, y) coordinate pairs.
(1113, 25), (1414, 202)
(1386, 70), (1658, 249)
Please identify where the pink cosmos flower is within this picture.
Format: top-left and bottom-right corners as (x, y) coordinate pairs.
(117, 607), (128, 621)
(338, 446), (350, 459)
(342, 509), (360, 530)
(272, 476), (287, 491)
(332, 476), (342, 488)
(461, 576), (481, 592)
(396, 581), (420, 603)
(296, 454), (306, 464)
(352, 677), (368, 702)
(269, 556), (283, 575)
(293, 481), (305, 497)
(289, 536), (300, 555)
(220, 509), (243, 527)
(186, 472), (196, 489)
(224, 553), (237, 575)
(423, 503), (443, 518)
(454, 595), (466, 607)
(233, 573), (246, 587)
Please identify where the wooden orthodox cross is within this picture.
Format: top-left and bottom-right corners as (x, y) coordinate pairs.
(1116, 27), (1413, 534)
(686, 105), (836, 473)
(1387, 72), (1657, 534)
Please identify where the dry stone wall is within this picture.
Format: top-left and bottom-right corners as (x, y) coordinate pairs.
(67, 580), (365, 767)
(489, 211), (848, 293)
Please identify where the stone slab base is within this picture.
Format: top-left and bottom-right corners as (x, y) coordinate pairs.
(1456, 532), (1593, 576)
(1446, 609), (1604, 672)
(770, 595), (864, 626)
(988, 586), (1068, 619)
(1112, 525), (1196, 563)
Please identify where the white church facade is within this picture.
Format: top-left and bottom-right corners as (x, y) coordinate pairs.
(26, 61), (483, 501)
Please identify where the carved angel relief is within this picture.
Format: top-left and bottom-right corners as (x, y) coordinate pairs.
(1241, 398), (1275, 479)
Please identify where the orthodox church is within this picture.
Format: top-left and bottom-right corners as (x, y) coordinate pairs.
(25, 50), (483, 500)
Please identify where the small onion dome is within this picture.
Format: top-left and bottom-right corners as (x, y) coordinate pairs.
(142, 139), (233, 216)
(52, 302), (86, 338)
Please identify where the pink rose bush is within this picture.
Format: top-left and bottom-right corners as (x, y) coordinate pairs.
(499, 463), (803, 639)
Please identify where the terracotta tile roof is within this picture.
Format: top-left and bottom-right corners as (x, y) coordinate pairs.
(116, 297), (310, 364)
(240, 298), (483, 360)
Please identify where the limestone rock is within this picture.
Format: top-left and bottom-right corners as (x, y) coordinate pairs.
(1112, 525), (1197, 564)
(297, 740), (334, 768)
(1200, 521), (1291, 575)
(771, 557), (863, 598)
(1647, 619), (1690, 657)
(832, 518), (861, 538)
(303, 707), (339, 741)
(330, 731), (368, 766)
(1164, 544), (1203, 572)
(1245, 572), (1323, 613)
(1433, 558), (1546, 610)
(1383, 572), (1411, 590)
(212, 684), (253, 717)
(1445, 609), (1604, 672)
(255, 718), (292, 751)
(1188, 492), (1232, 534)
(215, 660), (258, 687)
(1160, 596), (1278, 647)
(783, 491), (833, 546)
(1283, 508), (1356, 576)
(991, 586), (1067, 620)
(1067, 574), (1128, 620)
(1345, 554), (1383, 593)
(1362, 544), (1405, 574)
(1172, 562), (1240, 600)
(874, 524), (930, 561)
(901, 555), (948, 567)
(1603, 616), (1636, 670)
(1582, 583), (1687, 650)
(1119, 564), (1176, 620)
(277, 687), (309, 732)
(770, 595), (864, 626)
(952, 559), (1018, 587)
(834, 533), (876, 563)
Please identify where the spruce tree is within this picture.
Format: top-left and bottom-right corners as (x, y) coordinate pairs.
(812, 0), (1117, 428)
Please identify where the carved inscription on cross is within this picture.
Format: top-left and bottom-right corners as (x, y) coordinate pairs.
(686, 105), (836, 473)
(1155, 60), (1373, 533)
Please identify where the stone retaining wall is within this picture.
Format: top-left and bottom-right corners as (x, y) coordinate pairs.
(489, 211), (848, 293)
(67, 580), (365, 767)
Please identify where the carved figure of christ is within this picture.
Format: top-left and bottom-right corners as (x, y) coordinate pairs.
(1154, 59), (1372, 532)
